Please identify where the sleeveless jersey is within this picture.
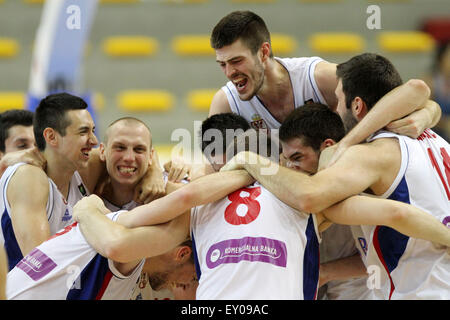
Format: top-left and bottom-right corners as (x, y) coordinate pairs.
(0, 163), (89, 270)
(360, 129), (450, 300)
(191, 182), (321, 300)
(222, 56), (327, 130)
(6, 211), (145, 300)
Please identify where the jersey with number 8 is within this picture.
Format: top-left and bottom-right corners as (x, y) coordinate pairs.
(191, 182), (321, 300)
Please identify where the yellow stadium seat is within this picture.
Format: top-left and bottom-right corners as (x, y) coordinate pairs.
(271, 33), (298, 55)
(187, 89), (217, 112)
(377, 31), (435, 53)
(171, 35), (214, 56)
(0, 38), (19, 58)
(117, 90), (174, 112)
(0, 92), (26, 112)
(309, 32), (365, 53)
(102, 36), (158, 57)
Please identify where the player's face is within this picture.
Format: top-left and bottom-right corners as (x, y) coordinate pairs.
(149, 262), (197, 292)
(281, 138), (320, 175)
(102, 122), (151, 187)
(215, 39), (265, 101)
(335, 79), (357, 133)
(4, 125), (35, 154)
(58, 109), (98, 170)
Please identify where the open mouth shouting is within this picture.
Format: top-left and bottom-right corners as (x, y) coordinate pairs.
(233, 77), (248, 94)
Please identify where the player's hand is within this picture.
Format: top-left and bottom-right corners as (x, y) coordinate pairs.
(73, 194), (110, 221)
(0, 147), (46, 173)
(220, 151), (250, 172)
(385, 108), (430, 139)
(134, 172), (166, 205)
(164, 158), (191, 183)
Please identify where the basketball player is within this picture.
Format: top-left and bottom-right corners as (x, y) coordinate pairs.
(0, 94), (166, 271)
(76, 125), (450, 300)
(222, 53), (450, 299)
(6, 167), (255, 299)
(0, 93), (98, 271)
(209, 11), (440, 146)
(0, 109), (35, 157)
(98, 117), (194, 300)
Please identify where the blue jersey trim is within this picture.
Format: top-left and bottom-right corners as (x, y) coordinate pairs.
(66, 253), (110, 300)
(303, 215), (319, 300)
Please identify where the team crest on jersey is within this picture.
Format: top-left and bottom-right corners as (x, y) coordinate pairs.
(78, 184), (87, 197)
(250, 114), (269, 133)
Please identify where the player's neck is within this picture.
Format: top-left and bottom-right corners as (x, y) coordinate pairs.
(259, 59), (292, 103)
(43, 151), (75, 199)
(256, 58), (294, 122)
(105, 179), (135, 207)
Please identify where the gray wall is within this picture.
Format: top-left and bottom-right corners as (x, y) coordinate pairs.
(1, 0), (449, 144)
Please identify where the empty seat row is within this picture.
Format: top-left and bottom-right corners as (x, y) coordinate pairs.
(0, 31), (437, 59)
(0, 90), (214, 112)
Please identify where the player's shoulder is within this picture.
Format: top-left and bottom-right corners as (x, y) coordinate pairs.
(9, 164), (49, 188)
(209, 89), (231, 116)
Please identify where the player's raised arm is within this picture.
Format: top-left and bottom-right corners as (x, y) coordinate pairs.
(119, 170), (254, 228)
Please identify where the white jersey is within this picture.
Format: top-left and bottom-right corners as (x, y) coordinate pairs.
(6, 212), (144, 300)
(360, 129), (450, 300)
(0, 163), (89, 270)
(191, 182), (321, 300)
(222, 56), (327, 130)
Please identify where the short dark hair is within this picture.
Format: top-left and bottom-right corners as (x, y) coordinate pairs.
(280, 104), (345, 150)
(225, 128), (280, 164)
(200, 113), (250, 154)
(211, 10), (273, 58)
(336, 53), (403, 111)
(34, 92), (88, 151)
(0, 109), (34, 152)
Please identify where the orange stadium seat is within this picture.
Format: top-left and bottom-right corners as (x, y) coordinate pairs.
(117, 90), (174, 112)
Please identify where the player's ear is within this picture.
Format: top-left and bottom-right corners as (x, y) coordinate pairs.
(99, 143), (106, 162)
(43, 127), (58, 148)
(260, 42), (271, 62)
(176, 246), (192, 263)
(352, 97), (368, 120)
(320, 138), (336, 150)
(149, 148), (154, 166)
